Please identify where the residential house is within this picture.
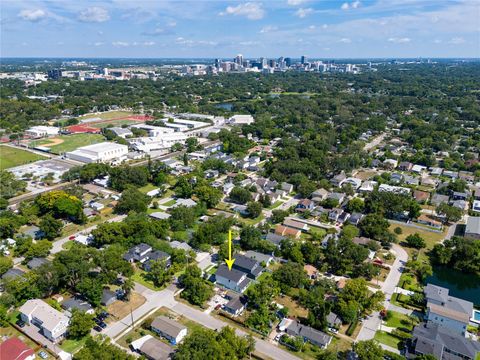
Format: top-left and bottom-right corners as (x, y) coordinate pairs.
(296, 199), (315, 213)
(61, 297), (95, 315)
(330, 172), (346, 187)
(421, 176), (437, 188)
(231, 254), (264, 279)
(474, 188), (480, 201)
(109, 127), (133, 138)
(281, 182), (294, 194)
(172, 198), (197, 208)
(413, 190), (430, 203)
(204, 169), (219, 179)
(391, 173), (404, 184)
(359, 180), (377, 193)
(123, 243), (152, 263)
(328, 208), (344, 222)
(149, 212), (171, 220)
(458, 171), (475, 184)
(275, 225), (301, 239)
(142, 250), (171, 272)
(304, 265), (318, 280)
(244, 251), (273, 267)
(169, 241), (192, 252)
(280, 319), (332, 349)
(431, 193), (450, 206)
(398, 161), (413, 171)
(26, 257), (50, 270)
(151, 316), (188, 345)
(465, 217), (480, 240)
(451, 200), (467, 211)
(101, 289), (118, 306)
(424, 284), (473, 336)
(416, 214), (443, 229)
(443, 170), (459, 179)
(1, 268), (25, 281)
(338, 211), (350, 224)
(326, 312), (342, 329)
(328, 192), (345, 204)
(352, 237), (380, 248)
(404, 175), (419, 186)
(215, 264), (251, 293)
(130, 335), (173, 360)
(0, 337), (35, 360)
(429, 167), (443, 176)
(19, 299), (69, 342)
(265, 233), (286, 247)
(412, 164), (427, 173)
(410, 323), (480, 360)
(379, 184), (411, 195)
(283, 218), (310, 232)
(343, 177), (362, 190)
(347, 213), (364, 226)
(311, 188), (329, 203)
(223, 295), (247, 316)
(472, 200), (480, 213)
(383, 159), (398, 169)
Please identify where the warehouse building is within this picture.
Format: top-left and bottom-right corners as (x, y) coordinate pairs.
(66, 142), (128, 163)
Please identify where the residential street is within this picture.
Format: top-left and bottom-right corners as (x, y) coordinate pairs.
(105, 283), (299, 360)
(356, 243), (408, 342)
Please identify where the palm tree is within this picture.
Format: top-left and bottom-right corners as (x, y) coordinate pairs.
(122, 278), (135, 301)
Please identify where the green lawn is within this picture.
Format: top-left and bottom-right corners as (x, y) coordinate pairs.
(131, 270), (164, 291)
(138, 183), (159, 194)
(0, 145), (47, 170)
(80, 110), (134, 121)
(59, 337), (87, 353)
(385, 311), (418, 331)
(269, 200), (283, 209)
(161, 199), (177, 206)
(374, 330), (403, 350)
(30, 134), (105, 154)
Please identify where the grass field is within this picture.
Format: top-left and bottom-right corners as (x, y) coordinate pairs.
(0, 145), (47, 170)
(31, 133), (105, 154)
(138, 183), (159, 194)
(385, 311), (418, 331)
(108, 292), (146, 320)
(91, 119), (140, 128)
(80, 110), (134, 120)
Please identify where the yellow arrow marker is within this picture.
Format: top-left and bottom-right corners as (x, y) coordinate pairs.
(225, 229), (235, 270)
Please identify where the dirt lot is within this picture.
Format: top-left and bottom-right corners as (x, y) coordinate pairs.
(107, 292), (146, 320)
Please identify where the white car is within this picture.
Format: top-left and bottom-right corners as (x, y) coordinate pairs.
(274, 334), (282, 342)
(328, 327), (338, 334)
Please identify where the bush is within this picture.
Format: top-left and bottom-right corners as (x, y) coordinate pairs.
(394, 227), (403, 235)
(346, 318), (358, 336)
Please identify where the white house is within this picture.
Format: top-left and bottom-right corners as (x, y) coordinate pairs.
(66, 142), (128, 163)
(151, 316), (188, 345)
(19, 299), (69, 342)
(25, 126), (59, 138)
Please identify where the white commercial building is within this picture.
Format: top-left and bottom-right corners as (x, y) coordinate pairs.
(228, 114), (254, 125)
(130, 124), (175, 137)
(129, 133), (194, 152)
(66, 142), (128, 163)
(25, 126), (59, 138)
(162, 118), (209, 129)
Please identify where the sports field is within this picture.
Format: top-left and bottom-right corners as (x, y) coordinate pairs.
(0, 145), (47, 170)
(80, 110), (134, 121)
(30, 133), (105, 154)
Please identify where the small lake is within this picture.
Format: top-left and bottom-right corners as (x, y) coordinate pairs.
(426, 267), (480, 306)
(215, 103), (233, 111)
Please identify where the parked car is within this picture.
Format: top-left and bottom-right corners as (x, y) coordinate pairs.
(39, 351), (49, 359)
(215, 304), (222, 310)
(328, 327), (338, 334)
(94, 325), (103, 332)
(99, 322), (107, 329)
(16, 319), (25, 328)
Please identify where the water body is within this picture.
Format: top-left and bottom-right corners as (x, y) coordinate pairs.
(426, 267), (480, 306)
(215, 103), (233, 111)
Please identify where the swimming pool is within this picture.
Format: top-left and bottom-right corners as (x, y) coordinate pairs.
(472, 310), (480, 324)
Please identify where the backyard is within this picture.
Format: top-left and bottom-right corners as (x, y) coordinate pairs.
(0, 145), (47, 170)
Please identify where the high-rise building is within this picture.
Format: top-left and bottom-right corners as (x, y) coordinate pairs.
(47, 69), (62, 80)
(260, 57), (267, 68)
(215, 59), (221, 69)
(301, 55), (308, 65)
(285, 58), (292, 67)
(269, 59), (276, 68)
(235, 54), (244, 66)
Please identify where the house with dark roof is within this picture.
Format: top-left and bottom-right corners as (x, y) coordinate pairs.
(347, 213), (363, 226)
(215, 264), (251, 293)
(431, 193), (450, 206)
(151, 316), (187, 345)
(410, 323), (480, 360)
(465, 217), (480, 240)
(223, 295), (247, 316)
(265, 233), (285, 247)
(1, 268), (25, 281)
(123, 243), (152, 263)
(280, 319), (332, 349)
(101, 289), (118, 306)
(424, 284), (473, 336)
(0, 337), (35, 360)
(62, 297), (95, 315)
(244, 251), (273, 267)
(130, 335), (173, 360)
(26, 257), (50, 270)
(295, 199), (315, 213)
(142, 250), (171, 272)
(326, 312), (342, 328)
(231, 254), (265, 279)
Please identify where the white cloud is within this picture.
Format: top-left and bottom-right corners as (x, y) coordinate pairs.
(433, 39), (442, 44)
(339, 38), (351, 43)
(219, 2), (264, 20)
(260, 25), (278, 33)
(295, 8), (314, 18)
(341, 1), (361, 10)
(175, 37), (218, 47)
(142, 27), (175, 36)
(308, 25), (315, 30)
(143, 41), (155, 46)
(322, 24), (328, 29)
(448, 37), (465, 44)
(388, 37), (411, 43)
(112, 41), (130, 47)
(287, 0), (306, 5)
(94, 42), (104, 46)
(18, 9), (47, 22)
(239, 41), (260, 46)
(78, 7), (110, 23)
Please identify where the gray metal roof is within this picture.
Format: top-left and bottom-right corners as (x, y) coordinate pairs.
(151, 316), (186, 338)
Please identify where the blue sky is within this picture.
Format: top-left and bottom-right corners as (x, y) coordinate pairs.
(1, 0), (479, 58)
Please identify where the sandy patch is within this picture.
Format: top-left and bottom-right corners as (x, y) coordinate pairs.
(42, 138), (64, 147)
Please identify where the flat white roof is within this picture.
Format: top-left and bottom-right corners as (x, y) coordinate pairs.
(76, 142), (128, 152)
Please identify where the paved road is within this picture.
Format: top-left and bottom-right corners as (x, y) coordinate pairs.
(363, 132), (386, 152)
(105, 283), (298, 360)
(50, 215), (127, 254)
(356, 244), (409, 341)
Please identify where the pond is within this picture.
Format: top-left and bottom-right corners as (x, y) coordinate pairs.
(426, 267), (480, 306)
(215, 102), (233, 111)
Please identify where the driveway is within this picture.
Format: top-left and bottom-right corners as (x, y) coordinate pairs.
(356, 244), (408, 341)
(20, 323), (69, 358)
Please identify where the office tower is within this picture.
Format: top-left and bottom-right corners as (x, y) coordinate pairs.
(301, 55), (307, 64)
(269, 59), (276, 68)
(235, 54), (244, 66)
(260, 57), (267, 68)
(285, 57), (292, 67)
(47, 69), (62, 80)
